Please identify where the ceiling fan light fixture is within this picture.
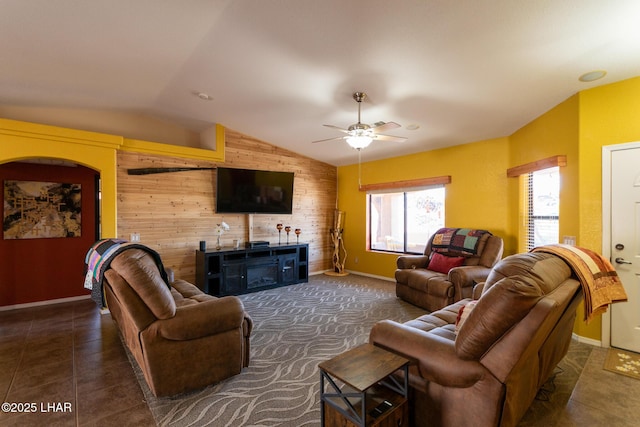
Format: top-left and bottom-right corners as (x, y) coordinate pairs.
(346, 135), (373, 149)
(312, 91), (405, 148)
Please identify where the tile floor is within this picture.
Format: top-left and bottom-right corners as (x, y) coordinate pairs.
(551, 346), (640, 426)
(0, 298), (154, 426)
(1, 298), (640, 426)
(519, 340), (640, 426)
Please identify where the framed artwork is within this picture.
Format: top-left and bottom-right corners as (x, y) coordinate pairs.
(3, 180), (82, 239)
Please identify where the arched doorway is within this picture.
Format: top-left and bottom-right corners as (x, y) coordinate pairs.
(0, 118), (120, 307)
(0, 160), (100, 305)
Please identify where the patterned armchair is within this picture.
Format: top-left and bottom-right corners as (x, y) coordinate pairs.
(395, 228), (503, 311)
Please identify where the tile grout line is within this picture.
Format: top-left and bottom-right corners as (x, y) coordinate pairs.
(72, 304), (79, 427)
(2, 317), (31, 403)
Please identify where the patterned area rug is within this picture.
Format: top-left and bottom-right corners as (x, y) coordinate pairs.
(127, 274), (593, 427)
(134, 274), (427, 427)
(604, 348), (640, 380)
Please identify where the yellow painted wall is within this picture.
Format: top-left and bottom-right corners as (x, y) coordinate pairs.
(578, 76), (640, 251)
(337, 76), (640, 343)
(574, 76), (640, 339)
(507, 95), (594, 336)
(509, 94), (580, 253)
(338, 136), (511, 279)
(0, 118), (121, 237)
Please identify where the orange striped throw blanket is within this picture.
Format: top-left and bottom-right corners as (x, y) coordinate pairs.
(532, 244), (627, 323)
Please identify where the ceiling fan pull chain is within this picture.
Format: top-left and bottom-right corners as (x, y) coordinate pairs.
(358, 149), (362, 188)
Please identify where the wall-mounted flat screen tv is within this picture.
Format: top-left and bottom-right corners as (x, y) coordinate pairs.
(216, 167), (294, 214)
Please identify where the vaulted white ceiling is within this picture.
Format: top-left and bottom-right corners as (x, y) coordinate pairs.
(2, 1), (640, 166)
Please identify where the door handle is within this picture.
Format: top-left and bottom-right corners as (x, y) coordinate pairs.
(615, 257), (632, 265)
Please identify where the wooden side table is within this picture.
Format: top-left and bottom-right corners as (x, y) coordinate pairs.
(319, 343), (409, 427)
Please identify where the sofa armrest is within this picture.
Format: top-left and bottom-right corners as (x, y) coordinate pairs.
(449, 265), (493, 300)
(472, 282), (486, 299)
(149, 296), (246, 341)
(165, 267), (175, 283)
(397, 255), (430, 270)
(370, 320), (486, 388)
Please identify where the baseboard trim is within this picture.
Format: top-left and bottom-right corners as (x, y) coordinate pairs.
(310, 270), (330, 276)
(0, 294), (91, 312)
(572, 333), (602, 348)
(344, 270), (395, 282)
(311, 269), (394, 282)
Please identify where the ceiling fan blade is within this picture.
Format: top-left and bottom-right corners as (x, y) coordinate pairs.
(322, 124), (350, 134)
(312, 136), (345, 143)
(370, 121), (401, 133)
(374, 134), (408, 142)
(318, 94), (407, 147)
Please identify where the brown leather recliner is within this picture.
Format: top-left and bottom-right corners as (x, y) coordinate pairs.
(370, 251), (583, 427)
(103, 248), (253, 397)
(395, 228), (504, 311)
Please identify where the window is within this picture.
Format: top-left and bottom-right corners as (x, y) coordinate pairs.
(369, 186), (445, 254)
(525, 167), (559, 250)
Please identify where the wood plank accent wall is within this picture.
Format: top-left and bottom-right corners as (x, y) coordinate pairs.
(117, 127), (336, 283)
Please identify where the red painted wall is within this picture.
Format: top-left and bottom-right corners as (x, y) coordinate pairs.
(0, 162), (98, 306)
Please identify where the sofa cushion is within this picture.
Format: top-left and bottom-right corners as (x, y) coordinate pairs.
(455, 300), (477, 333)
(110, 249), (176, 320)
(429, 252), (465, 274)
(171, 279), (218, 307)
(396, 268), (445, 292)
(403, 300), (465, 341)
(455, 274), (542, 360)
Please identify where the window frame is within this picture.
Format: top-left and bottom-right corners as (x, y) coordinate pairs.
(367, 185), (445, 255)
(525, 167), (560, 251)
(507, 155), (565, 253)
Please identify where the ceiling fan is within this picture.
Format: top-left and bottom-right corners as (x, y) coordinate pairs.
(312, 92), (407, 150)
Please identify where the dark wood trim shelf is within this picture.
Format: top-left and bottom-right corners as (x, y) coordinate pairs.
(506, 155), (567, 177)
(358, 175), (451, 192)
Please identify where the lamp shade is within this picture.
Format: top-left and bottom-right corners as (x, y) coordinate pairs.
(346, 135), (373, 149)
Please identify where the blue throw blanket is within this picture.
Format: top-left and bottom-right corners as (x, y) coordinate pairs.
(83, 239), (169, 308)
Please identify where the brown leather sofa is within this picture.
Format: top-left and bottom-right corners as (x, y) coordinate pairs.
(395, 228), (504, 311)
(103, 248), (253, 397)
(370, 251), (583, 427)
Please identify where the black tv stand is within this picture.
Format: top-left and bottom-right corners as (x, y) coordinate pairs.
(195, 243), (308, 296)
(245, 240), (269, 248)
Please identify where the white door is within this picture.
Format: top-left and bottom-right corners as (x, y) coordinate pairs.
(611, 147), (640, 352)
